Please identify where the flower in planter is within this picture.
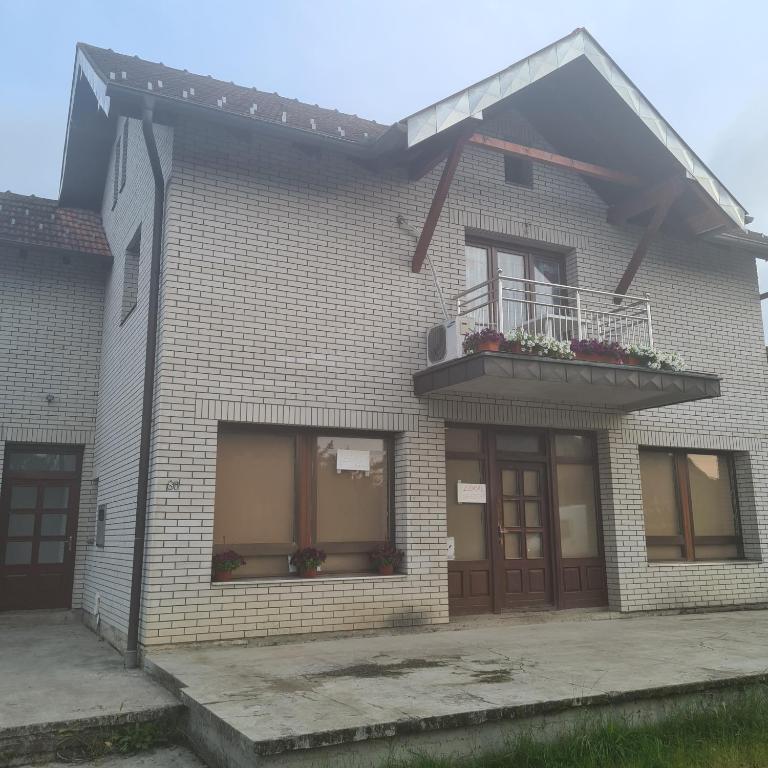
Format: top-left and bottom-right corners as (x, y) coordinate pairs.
(570, 338), (625, 362)
(212, 550), (246, 578)
(504, 330), (574, 359)
(463, 327), (505, 354)
(290, 547), (327, 575)
(625, 344), (685, 371)
(369, 544), (403, 574)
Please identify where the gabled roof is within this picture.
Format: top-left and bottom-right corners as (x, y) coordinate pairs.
(404, 28), (748, 230)
(0, 192), (110, 259)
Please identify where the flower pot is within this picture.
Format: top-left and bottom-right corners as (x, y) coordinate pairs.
(623, 355), (642, 366)
(505, 341), (523, 354)
(213, 570), (234, 582)
(377, 563), (395, 576)
(298, 567), (318, 578)
(477, 339), (502, 353)
(576, 351), (613, 364)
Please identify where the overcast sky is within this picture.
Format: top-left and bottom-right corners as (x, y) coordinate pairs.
(2, 0), (767, 326)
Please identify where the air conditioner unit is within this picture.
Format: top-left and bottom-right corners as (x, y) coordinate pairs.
(426, 320), (463, 367)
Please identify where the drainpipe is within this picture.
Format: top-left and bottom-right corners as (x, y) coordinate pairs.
(125, 101), (165, 668)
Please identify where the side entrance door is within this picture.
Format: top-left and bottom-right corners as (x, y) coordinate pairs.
(0, 446), (82, 611)
(494, 461), (553, 609)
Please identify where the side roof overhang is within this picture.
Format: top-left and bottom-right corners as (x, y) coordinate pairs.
(403, 28), (749, 232)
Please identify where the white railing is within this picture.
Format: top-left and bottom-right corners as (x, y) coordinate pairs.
(456, 274), (654, 348)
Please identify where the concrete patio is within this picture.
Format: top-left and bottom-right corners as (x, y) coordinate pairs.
(145, 609), (768, 768)
(0, 611), (181, 765)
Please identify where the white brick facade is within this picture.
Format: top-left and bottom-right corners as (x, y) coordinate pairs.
(0, 243), (106, 607)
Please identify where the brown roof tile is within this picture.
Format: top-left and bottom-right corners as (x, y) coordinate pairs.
(0, 192), (111, 259)
(79, 44), (388, 145)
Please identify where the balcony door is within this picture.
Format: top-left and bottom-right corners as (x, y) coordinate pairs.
(464, 242), (565, 334)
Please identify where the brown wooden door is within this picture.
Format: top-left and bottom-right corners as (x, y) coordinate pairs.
(0, 446), (82, 611)
(495, 461), (553, 609)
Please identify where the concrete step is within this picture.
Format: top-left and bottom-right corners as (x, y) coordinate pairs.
(0, 704), (184, 767)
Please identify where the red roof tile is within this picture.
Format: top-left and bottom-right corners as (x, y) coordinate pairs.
(79, 44), (388, 145)
(0, 192), (111, 259)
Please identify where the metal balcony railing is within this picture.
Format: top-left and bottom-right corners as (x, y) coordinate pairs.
(455, 274), (654, 348)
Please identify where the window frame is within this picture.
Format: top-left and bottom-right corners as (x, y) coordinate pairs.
(640, 447), (743, 562)
(215, 425), (395, 562)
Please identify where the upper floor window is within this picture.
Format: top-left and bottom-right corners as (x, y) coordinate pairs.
(121, 227), (141, 323)
(639, 448), (742, 561)
(464, 241), (565, 331)
(213, 426), (393, 579)
(504, 155), (533, 188)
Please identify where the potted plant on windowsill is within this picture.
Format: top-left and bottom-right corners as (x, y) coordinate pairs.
(212, 550), (246, 582)
(290, 547), (326, 578)
(624, 344), (685, 371)
(463, 328), (505, 354)
(570, 338), (624, 364)
(369, 544), (403, 576)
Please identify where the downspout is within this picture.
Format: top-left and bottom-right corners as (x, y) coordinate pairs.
(125, 101), (165, 668)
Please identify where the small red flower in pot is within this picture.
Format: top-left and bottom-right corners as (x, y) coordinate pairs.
(212, 550), (246, 582)
(369, 544), (403, 576)
(290, 547), (327, 578)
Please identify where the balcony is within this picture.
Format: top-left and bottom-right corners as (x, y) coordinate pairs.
(414, 275), (721, 411)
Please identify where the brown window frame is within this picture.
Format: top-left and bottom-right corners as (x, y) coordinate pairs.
(215, 425), (395, 565)
(465, 239), (567, 326)
(640, 447), (743, 562)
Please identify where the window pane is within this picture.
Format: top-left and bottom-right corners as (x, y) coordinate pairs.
(523, 470), (538, 496)
(504, 532), (521, 559)
(38, 541), (65, 564)
(465, 245), (490, 328)
(445, 427), (482, 454)
(5, 541), (32, 565)
(8, 513), (35, 536)
(7, 452), (76, 472)
(316, 436), (388, 543)
(41, 513), (67, 537)
(557, 464), (599, 558)
(497, 251), (526, 330)
(647, 545), (684, 561)
(526, 532), (543, 559)
(687, 454), (737, 537)
(496, 432), (542, 455)
(555, 434), (592, 460)
(639, 451), (682, 537)
(503, 501), (520, 527)
(524, 501), (541, 527)
(501, 469), (517, 495)
(214, 431), (295, 546)
(447, 459), (486, 561)
(43, 487), (69, 509)
(694, 543), (739, 560)
(10, 486), (36, 509)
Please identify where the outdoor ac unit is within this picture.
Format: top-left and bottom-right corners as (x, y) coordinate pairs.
(426, 320), (463, 367)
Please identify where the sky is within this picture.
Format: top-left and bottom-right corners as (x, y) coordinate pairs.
(1, 0), (767, 324)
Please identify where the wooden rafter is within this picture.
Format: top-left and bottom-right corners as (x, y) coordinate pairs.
(607, 176), (685, 226)
(468, 133), (642, 187)
(614, 181), (684, 299)
(411, 135), (468, 273)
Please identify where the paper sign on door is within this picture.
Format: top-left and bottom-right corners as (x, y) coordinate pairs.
(457, 482), (486, 504)
(336, 449), (370, 472)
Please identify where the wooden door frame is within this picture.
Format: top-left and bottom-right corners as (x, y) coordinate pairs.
(447, 425), (607, 614)
(0, 443), (84, 611)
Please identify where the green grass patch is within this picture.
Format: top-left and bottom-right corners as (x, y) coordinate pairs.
(387, 686), (768, 768)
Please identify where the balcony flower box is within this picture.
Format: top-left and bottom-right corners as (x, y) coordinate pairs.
(463, 328), (505, 354)
(570, 339), (624, 364)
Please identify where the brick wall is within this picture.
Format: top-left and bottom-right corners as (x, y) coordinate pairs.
(0, 243), (106, 607)
(126, 106), (768, 647)
(81, 116), (173, 647)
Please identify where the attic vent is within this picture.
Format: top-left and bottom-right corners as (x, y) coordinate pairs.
(504, 155), (533, 188)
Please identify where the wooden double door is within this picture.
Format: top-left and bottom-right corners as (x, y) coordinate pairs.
(0, 445), (82, 611)
(446, 427), (607, 615)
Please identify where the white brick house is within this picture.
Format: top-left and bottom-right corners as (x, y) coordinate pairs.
(3, 29), (768, 661)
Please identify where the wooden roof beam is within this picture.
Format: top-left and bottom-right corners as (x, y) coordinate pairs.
(411, 135), (468, 272)
(468, 133), (642, 188)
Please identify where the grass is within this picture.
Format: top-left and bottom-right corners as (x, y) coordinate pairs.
(55, 720), (178, 763)
(386, 686), (768, 768)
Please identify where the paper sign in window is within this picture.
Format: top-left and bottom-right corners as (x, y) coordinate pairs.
(336, 449), (370, 472)
(457, 482), (487, 504)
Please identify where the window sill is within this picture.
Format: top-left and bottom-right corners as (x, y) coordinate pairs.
(210, 573), (409, 587)
(647, 560), (758, 567)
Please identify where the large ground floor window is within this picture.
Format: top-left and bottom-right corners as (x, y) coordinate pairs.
(213, 425), (392, 578)
(639, 448), (742, 561)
